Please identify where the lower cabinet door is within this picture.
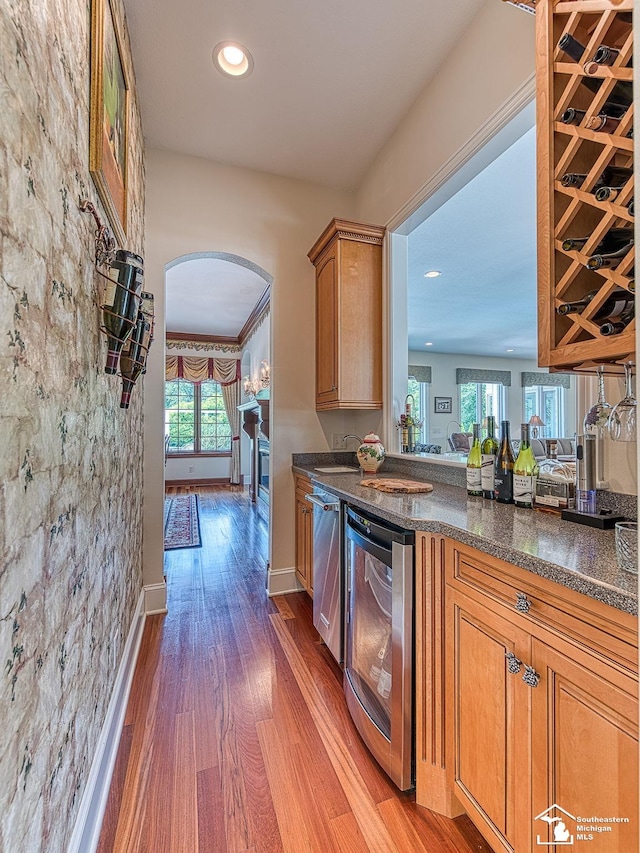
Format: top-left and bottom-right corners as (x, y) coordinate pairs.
(447, 588), (531, 853)
(295, 496), (309, 588)
(530, 637), (638, 852)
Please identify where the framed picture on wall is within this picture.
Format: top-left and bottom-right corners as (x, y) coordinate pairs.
(434, 396), (452, 414)
(89, 0), (129, 245)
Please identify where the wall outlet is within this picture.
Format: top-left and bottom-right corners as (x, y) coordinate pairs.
(188, 465), (194, 473)
(332, 433), (347, 449)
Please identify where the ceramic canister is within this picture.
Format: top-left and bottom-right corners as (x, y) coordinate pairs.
(357, 433), (385, 473)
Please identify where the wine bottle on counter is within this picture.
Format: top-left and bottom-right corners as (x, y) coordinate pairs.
(494, 421), (514, 504)
(562, 227), (632, 253)
(513, 424), (539, 509)
(557, 288), (634, 321)
(119, 309), (151, 409)
(557, 33), (633, 104)
(481, 415), (499, 500)
(587, 239), (634, 270)
(102, 250), (144, 374)
(560, 165), (633, 191)
(466, 424), (483, 497)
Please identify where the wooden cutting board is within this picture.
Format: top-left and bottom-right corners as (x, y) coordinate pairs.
(361, 477), (433, 494)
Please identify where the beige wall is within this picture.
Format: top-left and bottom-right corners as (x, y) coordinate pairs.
(355, 0), (535, 225)
(143, 149), (354, 589)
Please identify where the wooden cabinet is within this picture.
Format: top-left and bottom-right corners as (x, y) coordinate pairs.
(536, 0), (634, 370)
(443, 539), (638, 853)
(308, 219), (385, 410)
(414, 533), (464, 817)
(294, 474), (313, 594)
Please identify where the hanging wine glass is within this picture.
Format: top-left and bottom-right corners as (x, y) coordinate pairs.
(608, 362), (636, 442)
(583, 365), (612, 438)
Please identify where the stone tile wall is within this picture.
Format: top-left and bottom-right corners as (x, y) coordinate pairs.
(0, 0), (145, 848)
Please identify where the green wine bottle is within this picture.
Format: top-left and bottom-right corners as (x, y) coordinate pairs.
(513, 424), (539, 508)
(466, 423), (482, 497)
(481, 415), (499, 500)
(494, 420), (514, 504)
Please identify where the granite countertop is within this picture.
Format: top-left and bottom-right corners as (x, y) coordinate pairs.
(292, 457), (638, 616)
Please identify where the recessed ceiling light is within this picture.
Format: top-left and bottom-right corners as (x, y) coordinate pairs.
(212, 41), (254, 78)
(424, 270), (441, 278)
(506, 348), (515, 352)
(425, 342), (434, 346)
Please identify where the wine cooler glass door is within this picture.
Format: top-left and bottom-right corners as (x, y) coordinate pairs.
(344, 507), (414, 790)
(346, 534), (394, 739)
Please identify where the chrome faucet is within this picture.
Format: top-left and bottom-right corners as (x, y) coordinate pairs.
(344, 434), (363, 447)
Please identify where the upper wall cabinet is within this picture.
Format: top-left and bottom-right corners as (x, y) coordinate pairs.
(536, 0), (634, 371)
(308, 219), (385, 411)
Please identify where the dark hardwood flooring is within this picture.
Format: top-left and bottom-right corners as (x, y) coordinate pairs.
(97, 485), (492, 852)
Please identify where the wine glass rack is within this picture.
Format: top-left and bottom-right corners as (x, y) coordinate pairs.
(536, 0), (634, 373)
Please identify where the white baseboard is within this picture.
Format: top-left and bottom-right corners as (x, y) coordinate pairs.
(68, 590), (146, 853)
(144, 581), (168, 614)
(267, 566), (303, 596)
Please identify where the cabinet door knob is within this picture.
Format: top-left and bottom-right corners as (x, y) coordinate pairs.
(522, 665), (540, 688)
(515, 592), (532, 613)
(505, 651), (522, 674)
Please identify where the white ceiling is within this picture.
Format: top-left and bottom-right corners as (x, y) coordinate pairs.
(165, 257), (267, 337)
(127, 0), (537, 350)
(124, 0), (485, 190)
(407, 126), (538, 359)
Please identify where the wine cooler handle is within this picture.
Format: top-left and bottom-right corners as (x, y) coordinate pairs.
(505, 651), (522, 674)
(515, 592), (532, 614)
(522, 665), (540, 688)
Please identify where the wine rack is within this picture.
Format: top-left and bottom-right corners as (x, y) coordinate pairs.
(537, 0), (634, 372)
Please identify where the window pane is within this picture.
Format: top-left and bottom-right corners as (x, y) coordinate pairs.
(459, 383), (478, 433)
(199, 381), (231, 451)
(165, 380), (196, 452)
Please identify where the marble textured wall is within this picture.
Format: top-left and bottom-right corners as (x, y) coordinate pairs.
(0, 0), (145, 849)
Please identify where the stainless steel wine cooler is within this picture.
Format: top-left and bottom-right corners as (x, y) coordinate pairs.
(344, 505), (415, 790)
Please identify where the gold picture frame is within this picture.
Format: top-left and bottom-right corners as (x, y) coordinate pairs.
(89, 0), (129, 245)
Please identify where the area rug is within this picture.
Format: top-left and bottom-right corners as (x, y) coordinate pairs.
(164, 494), (202, 550)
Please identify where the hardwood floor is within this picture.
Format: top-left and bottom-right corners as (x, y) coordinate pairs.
(98, 485), (492, 852)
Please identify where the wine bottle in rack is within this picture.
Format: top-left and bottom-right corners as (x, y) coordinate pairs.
(119, 309), (151, 409)
(481, 415), (499, 500)
(466, 424), (483, 497)
(560, 165), (633, 191)
(494, 421), (514, 504)
(560, 107), (586, 125)
(557, 33), (633, 105)
(102, 250), (144, 374)
(513, 424), (538, 509)
(595, 185), (627, 202)
(587, 239), (634, 270)
(558, 288), (634, 323)
(562, 227), (633, 254)
(585, 114), (622, 133)
(584, 45), (623, 73)
(628, 199), (634, 217)
(600, 306), (634, 337)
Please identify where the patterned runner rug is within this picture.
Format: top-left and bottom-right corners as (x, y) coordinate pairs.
(164, 494), (202, 550)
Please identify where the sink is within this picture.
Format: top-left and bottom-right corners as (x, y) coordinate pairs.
(314, 466), (359, 473)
